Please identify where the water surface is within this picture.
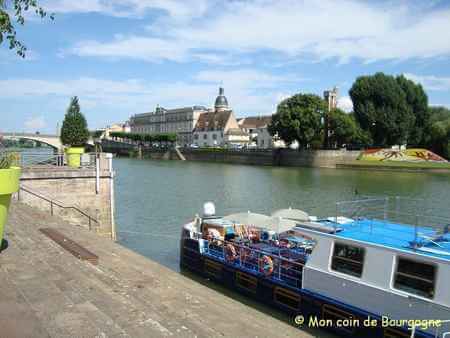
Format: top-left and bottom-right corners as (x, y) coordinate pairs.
(114, 158), (450, 271)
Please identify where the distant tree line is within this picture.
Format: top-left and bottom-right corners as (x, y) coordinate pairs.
(109, 131), (177, 144)
(269, 72), (450, 158)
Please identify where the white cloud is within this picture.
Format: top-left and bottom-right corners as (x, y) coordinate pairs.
(0, 77), (152, 98)
(24, 116), (47, 131)
(404, 73), (450, 91)
(64, 1), (450, 64)
(195, 69), (299, 89)
(70, 36), (191, 63)
(42, 0), (210, 21)
(337, 96), (353, 112)
(0, 69), (295, 122)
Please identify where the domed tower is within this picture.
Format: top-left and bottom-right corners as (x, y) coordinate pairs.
(214, 87), (229, 112)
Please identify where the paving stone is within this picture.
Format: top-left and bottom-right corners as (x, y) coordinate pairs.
(0, 202), (331, 338)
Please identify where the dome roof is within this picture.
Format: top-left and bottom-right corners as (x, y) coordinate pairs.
(214, 87), (229, 110)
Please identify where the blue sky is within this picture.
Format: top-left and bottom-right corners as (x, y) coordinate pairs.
(1, 0), (450, 133)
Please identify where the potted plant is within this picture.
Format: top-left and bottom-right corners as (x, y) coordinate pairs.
(0, 153), (21, 253)
(60, 96), (90, 167)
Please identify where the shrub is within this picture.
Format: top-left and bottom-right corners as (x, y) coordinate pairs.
(60, 96), (89, 147)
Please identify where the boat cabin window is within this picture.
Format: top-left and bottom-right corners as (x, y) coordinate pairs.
(331, 243), (365, 278)
(393, 257), (436, 299)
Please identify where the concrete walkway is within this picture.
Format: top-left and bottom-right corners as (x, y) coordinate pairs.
(0, 202), (332, 338)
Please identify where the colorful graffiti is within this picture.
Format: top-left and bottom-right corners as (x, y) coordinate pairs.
(358, 148), (448, 163)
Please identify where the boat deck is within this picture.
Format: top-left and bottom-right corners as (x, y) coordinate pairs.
(320, 218), (450, 260)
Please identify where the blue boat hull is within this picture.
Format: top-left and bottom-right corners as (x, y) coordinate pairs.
(180, 238), (432, 338)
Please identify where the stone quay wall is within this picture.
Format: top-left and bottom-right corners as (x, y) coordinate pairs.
(177, 148), (360, 168)
(102, 138), (360, 168)
(17, 154), (115, 238)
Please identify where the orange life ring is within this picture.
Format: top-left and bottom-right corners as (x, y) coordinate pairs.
(225, 243), (238, 262)
(259, 255), (274, 276)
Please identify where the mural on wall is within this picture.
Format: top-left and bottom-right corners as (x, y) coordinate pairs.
(358, 148), (448, 163)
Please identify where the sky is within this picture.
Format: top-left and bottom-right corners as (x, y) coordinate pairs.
(1, 0), (450, 134)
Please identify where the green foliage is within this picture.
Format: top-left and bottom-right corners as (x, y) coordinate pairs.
(395, 75), (429, 145)
(425, 106), (450, 159)
(109, 132), (177, 144)
(328, 109), (372, 147)
(0, 0), (54, 57)
(328, 109), (357, 147)
(269, 93), (326, 148)
(60, 96), (89, 147)
(350, 73), (417, 146)
(91, 130), (104, 138)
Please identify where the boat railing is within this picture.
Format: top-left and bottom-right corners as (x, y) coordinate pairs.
(335, 196), (450, 246)
(203, 239), (304, 289)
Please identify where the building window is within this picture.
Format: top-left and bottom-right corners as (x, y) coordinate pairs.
(194, 134), (199, 140)
(393, 258), (436, 299)
(203, 134), (207, 140)
(331, 243), (365, 278)
(212, 133), (217, 140)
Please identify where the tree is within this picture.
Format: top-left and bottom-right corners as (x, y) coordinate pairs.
(327, 109), (372, 148)
(349, 72), (415, 146)
(268, 93), (325, 148)
(60, 97), (89, 147)
(0, 0), (54, 57)
(426, 106), (450, 159)
(396, 75), (429, 145)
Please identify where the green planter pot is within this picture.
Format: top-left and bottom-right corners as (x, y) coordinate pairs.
(65, 147), (85, 168)
(0, 167), (21, 252)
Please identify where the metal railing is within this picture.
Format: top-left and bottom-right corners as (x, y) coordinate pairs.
(18, 185), (99, 230)
(203, 239), (305, 289)
(335, 196), (450, 246)
(0, 151), (97, 169)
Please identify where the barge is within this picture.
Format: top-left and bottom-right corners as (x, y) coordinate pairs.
(180, 197), (450, 337)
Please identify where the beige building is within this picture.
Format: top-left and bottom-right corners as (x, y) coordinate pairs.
(238, 116), (272, 143)
(129, 106), (208, 146)
(324, 86), (338, 111)
(254, 126), (288, 149)
(103, 122), (130, 138)
(237, 115), (290, 149)
(193, 88), (249, 147)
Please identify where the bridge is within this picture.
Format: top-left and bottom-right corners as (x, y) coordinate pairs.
(0, 132), (94, 150)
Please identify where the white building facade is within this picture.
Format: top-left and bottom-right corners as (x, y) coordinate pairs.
(129, 106), (208, 146)
(193, 88), (249, 147)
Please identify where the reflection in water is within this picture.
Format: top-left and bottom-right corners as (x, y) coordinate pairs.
(114, 158), (450, 272)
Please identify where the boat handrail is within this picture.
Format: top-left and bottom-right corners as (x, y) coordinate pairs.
(202, 239), (305, 288)
(204, 239), (305, 270)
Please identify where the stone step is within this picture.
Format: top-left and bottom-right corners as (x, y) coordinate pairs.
(1, 201), (325, 338)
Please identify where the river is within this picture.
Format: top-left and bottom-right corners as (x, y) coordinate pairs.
(114, 157), (450, 272)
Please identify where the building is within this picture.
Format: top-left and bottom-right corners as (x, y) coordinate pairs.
(193, 88), (249, 147)
(323, 86), (338, 111)
(323, 86), (338, 148)
(129, 106), (207, 146)
(238, 115), (290, 149)
(238, 116), (272, 143)
(103, 122), (130, 138)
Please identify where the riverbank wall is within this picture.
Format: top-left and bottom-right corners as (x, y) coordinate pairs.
(17, 154), (115, 238)
(101, 140), (360, 168)
(176, 148), (360, 168)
